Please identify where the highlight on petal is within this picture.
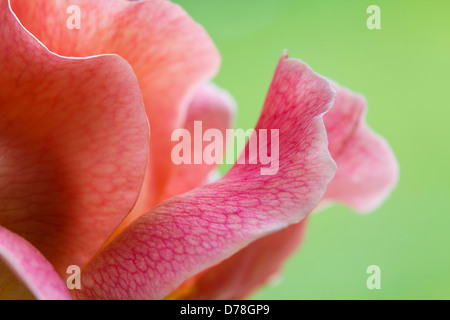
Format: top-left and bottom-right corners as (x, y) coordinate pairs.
(0, 226), (72, 300)
(11, 0), (221, 210)
(323, 83), (399, 212)
(0, 0), (149, 276)
(75, 53), (337, 300)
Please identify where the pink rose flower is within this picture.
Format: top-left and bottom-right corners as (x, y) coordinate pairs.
(0, 0), (398, 300)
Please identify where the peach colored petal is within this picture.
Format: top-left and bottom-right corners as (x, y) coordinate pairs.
(75, 53), (336, 300)
(0, 0), (148, 276)
(0, 226), (72, 300)
(11, 0), (221, 213)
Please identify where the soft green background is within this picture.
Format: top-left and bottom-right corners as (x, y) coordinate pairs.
(173, 0), (450, 299)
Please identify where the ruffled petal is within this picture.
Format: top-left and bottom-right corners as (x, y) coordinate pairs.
(168, 82), (399, 300)
(11, 0), (221, 209)
(76, 53), (337, 299)
(0, 226), (72, 300)
(0, 0), (148, 275)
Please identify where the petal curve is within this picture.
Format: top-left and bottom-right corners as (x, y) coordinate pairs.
(76, 53), (337, 300)
(168, 81), (399, 300)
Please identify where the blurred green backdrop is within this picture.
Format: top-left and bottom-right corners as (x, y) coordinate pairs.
(173, 0), (450, 299)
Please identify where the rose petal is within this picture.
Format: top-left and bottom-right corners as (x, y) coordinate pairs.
(323, 84), (366, 157)
(75, 53), (337, 300)
(11, 0), (221, 210)
(0, 226), (72, 300)
(323, 83), (399, 212)
(0, 0), (148, 275)
(168, 82), (399, 300)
